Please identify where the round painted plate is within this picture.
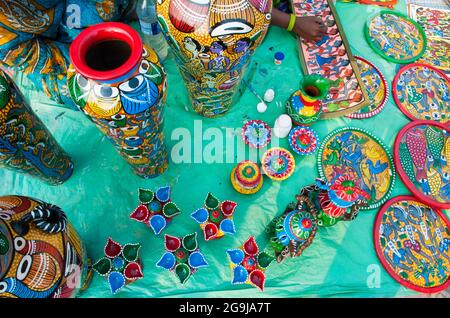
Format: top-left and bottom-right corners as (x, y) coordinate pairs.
(394, 121), (450, 209)
(365, 11), (426, 64)
(242, 120), (272, 149)
(288, 126), (319, 155)
(317, 127), (395, 210)
(261, 147), (295, 181)
(392, 63), (450, 124)
(374, 195), (450, 293)
(346, 56), (388, 119)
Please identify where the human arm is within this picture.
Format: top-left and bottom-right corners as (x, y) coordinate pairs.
(270, 8), (327, 41)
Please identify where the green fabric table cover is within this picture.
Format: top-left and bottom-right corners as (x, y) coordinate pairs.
(1, 0), (447, 297)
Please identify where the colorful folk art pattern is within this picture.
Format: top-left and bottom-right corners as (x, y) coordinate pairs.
(365, 11), (427, 64)
(292, 0), (368, 118)
(418, 38), (450, 75)
(392, 64), (450, 124)
(0, 1), (67, 108)
(0, 71), (73, 185)
(395, 121), (450, 208)
(156, 0), (272, 117)
(191, 193), (237, 241)
(156, 233), (208, 284)
(374, 197), (450, 293)
(408, 4), (450, 74)
(0, 0), (134, 109)
(67, 46), (168, 178)
(130, 187), (181, 235)
(92, 238), (143, 295)
(0, 195), (91, 298)
(318, 127), (395, 210)
(346, 56), (388, 119)
(409, 4), (450, 39)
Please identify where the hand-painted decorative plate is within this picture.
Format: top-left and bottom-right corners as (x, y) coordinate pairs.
(317, 127), (395, 210)
(374, 195), (450, 293)
(288, 126), (319, 155)
(242, 120), (272, 149)
(392, 63), (450, 124)
(346, 56), (388, 119)
(365, 11), (427, 64)
(261, 147), (295, 181)
(394, 121), (450, 209)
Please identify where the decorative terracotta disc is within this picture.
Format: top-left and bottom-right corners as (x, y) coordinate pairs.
(288, 126), (319, 155)
(261, 147), (295, 181)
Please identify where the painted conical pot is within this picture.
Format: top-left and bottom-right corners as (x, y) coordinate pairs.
(0, 195), (91, 298)
(157, 0), (273, 117)
(0, 70), (73, 184)
(68, 22), (168, 178)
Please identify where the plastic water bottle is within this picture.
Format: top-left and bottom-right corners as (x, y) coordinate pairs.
(136, 0), (168, 61)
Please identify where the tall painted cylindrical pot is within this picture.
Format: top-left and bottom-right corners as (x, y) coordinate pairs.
(68, 22), (168, 178)
(0, 70), (73, 184)
(0, 195), (91, 298)
(156, 0), (272, 117)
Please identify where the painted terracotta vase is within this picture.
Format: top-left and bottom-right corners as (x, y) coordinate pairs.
(285, 74), (331, 125)
(68, 22), (168, 178)
(0, 70), (73, 185)
(156, 0), (273, 117)
(0, 195), (91, 298)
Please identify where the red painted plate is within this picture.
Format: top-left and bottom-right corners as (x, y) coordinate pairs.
(392, 63), (450, 124)
(374, 195), (450, 293)
(394, 120), (450, 209)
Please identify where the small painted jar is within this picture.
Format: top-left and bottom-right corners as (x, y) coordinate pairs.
(68, 22), (168, 178)
(0, 70), (73, 184)
(286, 74), (330, 125)
(0, 195), (91, 298)
(156, 0), (273, 117)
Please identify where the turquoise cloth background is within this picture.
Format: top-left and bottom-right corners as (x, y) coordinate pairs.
(0, 1), (447, 297)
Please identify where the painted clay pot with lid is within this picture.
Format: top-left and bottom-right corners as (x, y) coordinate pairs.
(0, 195), (91, 298)
(67, 22), (168, 178)
(0, 70), (73, 185)
(156, 0), (273, 118)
